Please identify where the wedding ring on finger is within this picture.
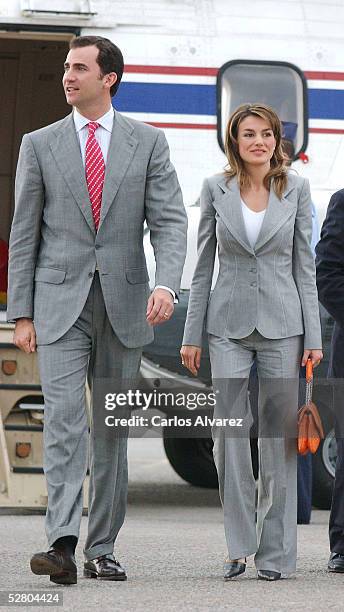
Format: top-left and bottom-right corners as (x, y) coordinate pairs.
(163, 312), (169, 319)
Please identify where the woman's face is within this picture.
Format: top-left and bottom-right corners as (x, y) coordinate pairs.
(236, 115), (276, 169)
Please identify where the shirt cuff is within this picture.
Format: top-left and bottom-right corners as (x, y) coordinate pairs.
(155, 285), (178, 303)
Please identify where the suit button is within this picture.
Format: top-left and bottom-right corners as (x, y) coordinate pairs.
(250, 281), (257, 287)
(250, 268), (257, 273)
(88, 272), (93, 278)
(95, 245), (100, 250)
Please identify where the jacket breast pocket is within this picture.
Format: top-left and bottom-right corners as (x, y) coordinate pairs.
(34, 267), (66, 284)
(125, 267), (149, 284)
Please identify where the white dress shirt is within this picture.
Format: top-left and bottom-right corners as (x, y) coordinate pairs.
(241, 199), (266, 249)
(73, 106), (176, 302)
(73, 106), (114, 166)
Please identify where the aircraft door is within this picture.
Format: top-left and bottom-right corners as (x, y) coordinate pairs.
(217, 60), (308, 160)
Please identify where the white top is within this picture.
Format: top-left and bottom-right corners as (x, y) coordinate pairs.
(241, 199), (266, 248)
(73, 106), (114, 167)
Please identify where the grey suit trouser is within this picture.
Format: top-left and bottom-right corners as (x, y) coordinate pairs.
(37, 273), (142, 560)
(208, 330), (302, 574)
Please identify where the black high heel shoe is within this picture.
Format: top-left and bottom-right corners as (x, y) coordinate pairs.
(257, 569), (281, 581)
(224, 557), (246, 580)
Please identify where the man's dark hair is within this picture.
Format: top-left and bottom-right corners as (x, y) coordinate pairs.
(70, 36), (124, 97)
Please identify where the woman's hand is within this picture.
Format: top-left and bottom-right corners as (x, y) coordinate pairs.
(180, 345), (202, 376)
(301, 349), (323, 368)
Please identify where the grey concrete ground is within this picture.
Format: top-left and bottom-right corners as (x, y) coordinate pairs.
(0, 437), (342, 612)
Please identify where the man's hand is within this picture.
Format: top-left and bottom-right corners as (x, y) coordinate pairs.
(146, 288), (174, 326)
(13, 318), (36, 353)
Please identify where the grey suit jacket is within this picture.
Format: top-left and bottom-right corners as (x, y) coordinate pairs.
(7, 111), (187, 347)
(182, 171), (322, 349)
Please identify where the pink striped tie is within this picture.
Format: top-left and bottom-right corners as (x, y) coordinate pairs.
(85, 122), (105, 231)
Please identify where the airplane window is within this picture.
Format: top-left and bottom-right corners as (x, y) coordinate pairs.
(217, 60), (308, 160)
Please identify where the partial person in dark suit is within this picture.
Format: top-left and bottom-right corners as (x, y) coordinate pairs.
(316, 189), (344, 572)
(0, 239), (8, 306)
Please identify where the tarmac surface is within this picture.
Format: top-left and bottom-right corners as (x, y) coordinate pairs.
(0, 437), (342, 612)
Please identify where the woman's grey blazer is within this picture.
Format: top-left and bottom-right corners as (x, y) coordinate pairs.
(182, 171), (322, 349)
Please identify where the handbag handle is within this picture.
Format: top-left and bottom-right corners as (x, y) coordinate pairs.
(305, 358), (313, 405)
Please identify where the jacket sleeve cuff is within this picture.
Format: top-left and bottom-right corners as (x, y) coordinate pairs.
(154, 285), (178, 304)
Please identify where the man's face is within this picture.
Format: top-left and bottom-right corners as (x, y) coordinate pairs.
(63, 45), (113, 109)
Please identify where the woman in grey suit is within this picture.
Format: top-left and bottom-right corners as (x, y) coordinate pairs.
(181, 104), (323, 581)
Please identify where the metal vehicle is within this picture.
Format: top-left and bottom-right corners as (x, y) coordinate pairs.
(0, 0), (342, 508)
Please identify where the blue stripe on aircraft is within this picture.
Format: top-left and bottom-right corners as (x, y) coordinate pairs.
(115, 83), (344, 121)
(308, 89), (344, 120)
(115, 83), (216, 115)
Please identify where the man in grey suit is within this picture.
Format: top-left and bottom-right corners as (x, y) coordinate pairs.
(7, 36), (187, 584)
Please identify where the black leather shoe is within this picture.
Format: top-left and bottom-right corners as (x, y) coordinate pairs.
(84, 554), (127, 581)
(224, 558), (246, 580)
(328, 552), (344, 573)
(30, 548), (77, 585)
(257, 569), (281, 581)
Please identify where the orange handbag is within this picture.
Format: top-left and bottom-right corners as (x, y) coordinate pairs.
(298, 358), (324, 455)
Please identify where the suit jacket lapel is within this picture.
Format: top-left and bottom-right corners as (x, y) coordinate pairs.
(214, 177), (254, 254)
(215, 175), (296, 254)
(98, 111), (139, 229)
(254, 178), (296, 251)
(48, 113), (95, 234)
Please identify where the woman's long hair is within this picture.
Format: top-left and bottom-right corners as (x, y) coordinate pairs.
(224, 103), (289, 200)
